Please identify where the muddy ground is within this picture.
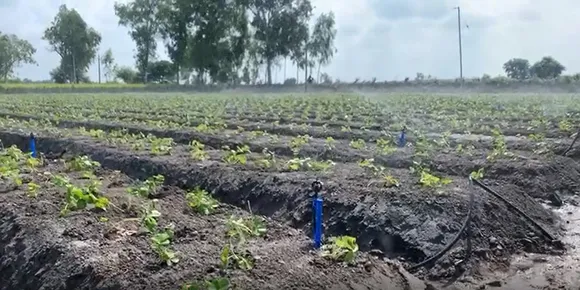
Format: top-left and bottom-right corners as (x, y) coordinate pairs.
(0, 128), (573, 288)
(0, 149), (426, 290)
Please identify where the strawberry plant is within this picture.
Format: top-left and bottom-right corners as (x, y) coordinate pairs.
(186, 187), (219, 215)
(151, 225), (179, 266)
(57, 176), (110, 216)
(181, 277), (230, 290)
(324, 137), (336, 150)
(190, 140), (209, 161)
(141, 200), (162, 233)
(222, 145), (250, 165)
(349, 139), (365, 149)
(225, 215), (267, 242)
(26, 182), (40, 198)
(127, 174), (165, 198)
(289, 135), (309, 155)
(220, 242), (254, 270)
(322, 236), (359, 265)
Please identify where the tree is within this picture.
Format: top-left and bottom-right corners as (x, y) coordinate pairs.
(43, 5), (101, 83)
(101, 48), (116, 82)
(146, 60), (174, 82)
(176, 0), (248, 84)
(114, 0), (164, 82)
(248, 0), (313, 85)
(502, 58), (530, 80)
(530, 56), (565, 79)
(0, 33), (36, 82)
(50, 65), (89, 83)
(115, 66), (139, 83)
(310, 12), (336, 82)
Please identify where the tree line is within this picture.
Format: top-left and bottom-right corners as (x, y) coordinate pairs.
(0, 2), (576, 86)
(0, 0), (337, 85)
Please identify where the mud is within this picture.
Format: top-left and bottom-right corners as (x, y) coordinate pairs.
(0, 150), (421, 290)
(446, 196), (580, 290)
(0, 129), (571, 286)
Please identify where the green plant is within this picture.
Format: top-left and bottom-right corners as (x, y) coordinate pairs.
(376, 138), (396, 155)
(382, 174), (400, 187)
(220, 242), (254, 270)
(57, 176), (109, 216)
(324, 137), (336, 150)
(181, 277), (230, 290)
(149, 136), (174, 155)
(487, 128), (508, 161)
(190, 140), (209, 161)
(470, 168), (485, 180)
(222, 145), (250, 164)
(322, 236), (359, 264)
(289, 135), (310, 155)
(349, 139), (365, 149)
(256, 148), (276, 169)
(151, 225), (179, 266)
(558, 119), (573, 133)
(225, 215), (267, 242)
(26, 182), (40, 198)
(186, 187), (219, 215)
(127, 174), (165, 198)
(410, 162), (451, 187)
(141, 200), (161, 233)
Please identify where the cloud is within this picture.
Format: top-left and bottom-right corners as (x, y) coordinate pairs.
(1, 0), (579, 82)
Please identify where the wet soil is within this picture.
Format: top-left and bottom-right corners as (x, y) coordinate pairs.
(0, 152), (422, 290)
(445, 196), (580, 290)
(0, 129), (571, 286)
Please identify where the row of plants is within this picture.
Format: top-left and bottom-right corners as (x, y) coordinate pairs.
(0, 142), (362, 290)
(0, 114), (558, 193)
(1, 93), (580, 131)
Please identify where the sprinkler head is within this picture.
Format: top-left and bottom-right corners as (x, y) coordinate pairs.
(311, 180), (323, 194)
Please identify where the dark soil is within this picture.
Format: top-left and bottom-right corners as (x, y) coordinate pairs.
(0, 129), (571, 284)
(0, 150), (422, 290)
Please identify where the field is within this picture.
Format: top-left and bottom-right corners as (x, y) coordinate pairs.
(0, 92), (579, 289)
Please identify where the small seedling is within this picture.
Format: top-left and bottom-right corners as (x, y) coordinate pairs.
(186, 187), (219, 215)
(322, 236), (359, 264)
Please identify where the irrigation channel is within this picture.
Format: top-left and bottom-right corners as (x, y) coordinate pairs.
(1, 127), (580, 289)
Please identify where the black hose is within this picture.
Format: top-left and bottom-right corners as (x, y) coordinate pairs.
(563, 128), (580, 156)
(470, 178), (558, 242)
(406, 176), (561, 272)
(406, 179), (475, 272)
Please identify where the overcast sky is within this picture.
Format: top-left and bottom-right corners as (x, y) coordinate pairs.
(0, 0), (578, 82)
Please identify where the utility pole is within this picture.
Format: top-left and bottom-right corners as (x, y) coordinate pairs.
(304, 48), (308, 92)
(454, 6), (464, 81)
(97, 54), (101, 83)
(72, 54), (77, 84)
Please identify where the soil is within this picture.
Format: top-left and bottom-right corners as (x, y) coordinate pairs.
(0, 127), (572, 286)
(0, 149), (425, 290)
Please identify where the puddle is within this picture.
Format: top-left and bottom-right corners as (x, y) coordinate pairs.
(475, 198), (580, 289)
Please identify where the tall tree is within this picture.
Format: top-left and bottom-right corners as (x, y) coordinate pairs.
(101, 48), (116, 82)
(43, 5), (101, 83)
(248, 0), (313, 85)
(502, 58), (530, 80)
(310, 12), (336, 82)
(114, 0), (164, 82)
(157, 0), (195, 84)
(530, 56), (565, 79)
(0, 32), (36, 82)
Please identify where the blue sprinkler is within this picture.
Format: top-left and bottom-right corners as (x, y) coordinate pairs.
(397, 127), (406, 147)
(311, 180), (323, 249)
(29, 133), (37, 158)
